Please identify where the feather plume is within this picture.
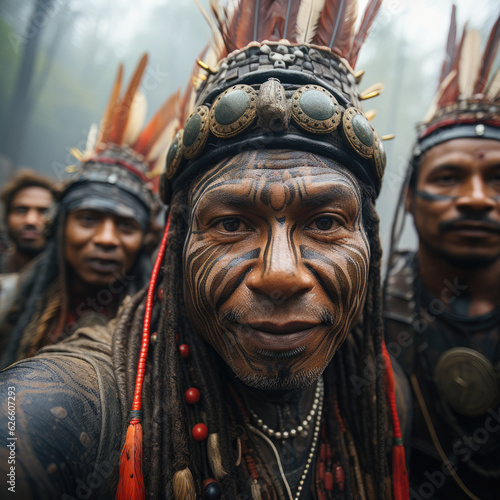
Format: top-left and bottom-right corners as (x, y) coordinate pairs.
(134, 89), (180, 159)
(295, 0), (327, 44)
(283, 0), (303, 39)
(84, 123), (98, 156)
(486, 68), (500, 100)
(313, 0), (358, 54)
(458, 28), (481, 99)
(173, 468), (196, 500)
(111, 53), (148, 146)
(348, 0), (382, 67)
(194, 0), (225, 58)
(122, 90), (147, 146)
(474, 15), (500, 94)
(439, 4), (456, 86)
(97, 63), (123, 146)
(423, 69), (457, 123)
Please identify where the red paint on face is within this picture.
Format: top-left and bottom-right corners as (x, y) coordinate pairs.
(408, 138), (500, 264)
(64, 209), (144, 289)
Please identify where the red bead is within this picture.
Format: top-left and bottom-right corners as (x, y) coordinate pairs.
(179, 344), (190, 358)
(185, 387), (200, 405)
(192, 423), (208, 441)
(324, 471), (334, 491)
(157, 288), (164, 301)
(335, 465), (345, 491)
(318, 462), (325, 481)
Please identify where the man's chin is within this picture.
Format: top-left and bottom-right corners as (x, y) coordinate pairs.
(17, 242), (45, 257)
(235, 366), (324, 391)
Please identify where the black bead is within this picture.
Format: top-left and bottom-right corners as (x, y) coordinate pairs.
(204, 481), (222, 500)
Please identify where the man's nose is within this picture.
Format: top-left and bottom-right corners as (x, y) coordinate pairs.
(455, 176), (496, 213)
(25, 208), (42, 226)
(93, 218), (120, 247)
(246, 228), (314, 301)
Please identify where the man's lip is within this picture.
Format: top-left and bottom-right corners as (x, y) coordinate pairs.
(444, 222), (500, 236)
(19, 230), (39, 239)
(236, 322), (322, 352)
(244, 321), (321, 335)
(85, 257), (121, 273)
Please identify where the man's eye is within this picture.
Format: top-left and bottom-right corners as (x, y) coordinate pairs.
(311, 216), (338, 231)
(220, 218), (242, 232)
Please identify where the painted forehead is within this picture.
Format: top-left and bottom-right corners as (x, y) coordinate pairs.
(189, 149), (362, 204)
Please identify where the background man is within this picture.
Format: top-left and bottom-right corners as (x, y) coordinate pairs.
(0, 53), (174, 367)
(0, 1), (408, 499)
(384, 8), (500, 499)
(0, 170), (57, 273)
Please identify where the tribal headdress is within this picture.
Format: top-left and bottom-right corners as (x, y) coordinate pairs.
(159, 0), (392, 206)
(117, 2), (408, 500)
(65, 53), (179, 229)
(387, 6), (500, 267)
(412, 5), (500, 165)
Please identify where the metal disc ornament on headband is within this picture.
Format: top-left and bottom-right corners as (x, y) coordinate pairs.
(209, 85), (258, 138)
(165, 130), (184, 180)
(183, 106), (210, 159)
(291, 85), (341, 134)
(342, 107), (375, 159)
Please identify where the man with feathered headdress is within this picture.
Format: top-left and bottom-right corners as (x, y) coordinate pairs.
(384, 7), (500, 498)
(0, 2), (409, 499)
(0, 54), (178, 368)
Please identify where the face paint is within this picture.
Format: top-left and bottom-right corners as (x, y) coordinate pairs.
(410, 138), (500, 265)
(183, 149), (370, 390)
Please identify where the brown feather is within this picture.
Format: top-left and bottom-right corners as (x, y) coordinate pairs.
(439, 4), (456, 86)
(486, 68), (500, 100)
(458, 28), (481, 99)
(348, 0), (382, 67)
(111, 53), (149, 145)
(313, 0), (358, 55)
(474, 14), (500, 94)
(424, 69), (457, 123)
(97, 63), (123, 147)
(436, 69), (459, 110)
(134, 90), (180, 161)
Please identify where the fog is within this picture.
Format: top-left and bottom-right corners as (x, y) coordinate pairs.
(1, 0), (499, 260)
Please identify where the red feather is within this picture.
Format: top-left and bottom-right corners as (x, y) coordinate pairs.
(133, 90), (180, 160)
(111, 53), (148, 146)
(313, 0), (357, 55)
(98, 64), (123, 147)
(439, 4), (456, 86)
(348, 0), (382, 67)
(474, 14), (500, 94)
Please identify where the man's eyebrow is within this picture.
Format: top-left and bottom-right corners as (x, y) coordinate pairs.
(300, 185), (359, 208)
(198, 190), (256, 210)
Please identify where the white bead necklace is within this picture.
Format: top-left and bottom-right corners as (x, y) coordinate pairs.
(249, 377), (324, 439)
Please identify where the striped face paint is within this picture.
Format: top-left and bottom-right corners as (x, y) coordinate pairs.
(183, 150), (370, 390)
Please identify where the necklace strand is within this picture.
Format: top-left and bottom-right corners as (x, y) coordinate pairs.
(249, 377), (324, 439)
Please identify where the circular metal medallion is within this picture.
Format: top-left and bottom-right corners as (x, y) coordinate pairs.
(342, 108), (375, 159)
(165, 130), (183, 180)
(183, 105), (210, 159)
(209, 85), (257, 138)
(291, 85), (341, 134)
(373, 133), (386, 179)
(435, 347), (500, 417)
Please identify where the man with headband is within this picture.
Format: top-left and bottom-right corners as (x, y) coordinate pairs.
(0, 1), (409, 499)
(384, 8), (500, 499)
(0, 54), (174, 367)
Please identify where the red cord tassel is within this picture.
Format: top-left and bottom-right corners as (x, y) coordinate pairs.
(116, 216), (171, 499)
(116, 420), (145, 500)
(382, 341), (409, 500)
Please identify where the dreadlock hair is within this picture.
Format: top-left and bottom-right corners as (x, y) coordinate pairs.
(112, 168), (392, 499)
